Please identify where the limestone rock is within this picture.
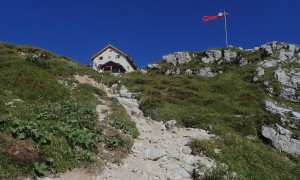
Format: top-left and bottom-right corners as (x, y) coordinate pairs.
(163, 52), (191, 66)
(290, 111), (300, 119)
(140, 69), (147, 74)
(281, 87), (300, 102)
(224, 50), (237, 61)
(145, 147), (167, 161)
(274, 68), (290, 85)
(239, 59), (250, 67)
(197, 67), (217, 77)
(265, 100), (292, 117)
(118, 98), (139, 108)
(259, 60), (278, 68)
(119, 85), (132, 98)
(182, 146), (192, 154)
(131, 107), (143, 116)
(279, 51), (294, 61)
(261, 126), (300, 154)
(164, 120), (177, 129)
(201, 50), (222, 63)
(147, 64), (160, 70)
(185, 69), (193, 75)
(256, 67), (264, 77)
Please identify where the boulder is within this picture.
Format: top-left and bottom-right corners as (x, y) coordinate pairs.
(261, 126), (300, 154)
(118, 98), (139, 108)
(260, 44), (273, 56)
(145, 147), (167, 161)
(201, 50), (222, 63)
(279, 51), (294, 61)
(281, 87), (300, 102)
(182, 146), (192, 154)
(147, 64), (160, 70)
(163, 52), (191, 66)
(290, 75), (300, 88)
(165, 69), (172, 76)
(185, 69), (193, 75)
(119, 85), (132, 98)
(164, 120), (177, 129)
(274, 68), (290, 85)
(140, 69), (147, 74)
(131, 107), (143, 116)
(197, 67), (217, 77)
(256, 67), (264, 77)
(259, 60), (278, 68)
(239, 59), (250, 67)
(224, 50), (237, 61)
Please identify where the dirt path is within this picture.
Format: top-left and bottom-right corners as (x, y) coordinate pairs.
(42, 75), (215, 180)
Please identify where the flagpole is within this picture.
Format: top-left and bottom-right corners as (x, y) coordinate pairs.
(224, 11), (229, 48)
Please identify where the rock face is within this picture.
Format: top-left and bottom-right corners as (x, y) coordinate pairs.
(261, 126), (300, 154)
(163, 52), (191, 66)
(196, 67), (217, 77)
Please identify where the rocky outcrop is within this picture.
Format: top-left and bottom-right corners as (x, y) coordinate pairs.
(261, 125), (300, 154)
(163, 52), (191, 66)
(260, 41), (299, 59)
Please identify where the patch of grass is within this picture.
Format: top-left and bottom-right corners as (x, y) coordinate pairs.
(0, 42), (136, 178)
(108, 97), (139, 139)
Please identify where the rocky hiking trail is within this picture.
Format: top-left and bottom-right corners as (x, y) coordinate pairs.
(46, 75), (215, 180)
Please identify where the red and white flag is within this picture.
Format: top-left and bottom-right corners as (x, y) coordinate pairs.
(202, 12), (228, 22)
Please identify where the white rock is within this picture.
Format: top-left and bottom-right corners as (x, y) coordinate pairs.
(140, 69), (147, 74)
(274, 68), (290, 85)
(256, 67), (264, 77)
(291, 111), (300, 119)
(164, 120), (177, 129)
(178, 168), (190, 178)
(182, 146), (192, 154)
(145, 147), (167, 161)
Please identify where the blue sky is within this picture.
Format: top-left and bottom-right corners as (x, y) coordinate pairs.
(1, 0), (300, 67)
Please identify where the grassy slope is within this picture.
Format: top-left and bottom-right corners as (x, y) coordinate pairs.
(0, 43), (137, 179)
(120, 49), (300, 179)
